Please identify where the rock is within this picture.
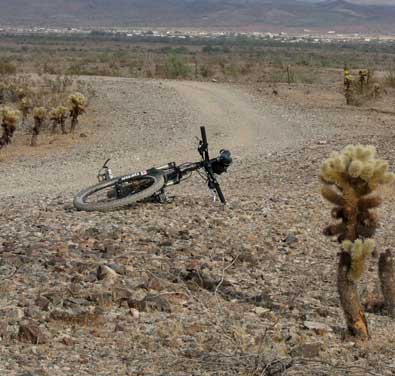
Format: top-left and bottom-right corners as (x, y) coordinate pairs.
(254, 307), (271, 316)
(112, 287), (134, 303)
(50, 307), (104, 325)
(304, 321), (333, 335)
(0, 306), (24, 322)
(107, 263), (127, 275)
(283, 233), (298, 245)
(97, 265), (118, 284)
(60, 335), (76, 346)
(130, 308), (140, 320)
(18, 321), (49, 344)
(293, 342), (322, 358)
(88, 292), (113, 307)
(35, 296), (50, 311)
(128, 294), (171, 313)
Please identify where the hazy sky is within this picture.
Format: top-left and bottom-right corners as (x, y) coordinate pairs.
(341, 0), (395, 3)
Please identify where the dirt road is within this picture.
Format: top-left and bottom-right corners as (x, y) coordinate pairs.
(0, 78), (313, 197)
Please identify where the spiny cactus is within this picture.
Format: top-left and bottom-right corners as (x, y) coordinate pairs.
(342, 239), (375, 281)
(0, 106), (20, 149)
(69, 92), (87, 133)
(31, 107), (47, 147)
(321, 144), (394, 338)
(49, 106), (68, 134)
(321, 144), (393, 242)
(344, 68), (353, 105)
(358, 70), (369, 93)
(18, 97), (32, 124)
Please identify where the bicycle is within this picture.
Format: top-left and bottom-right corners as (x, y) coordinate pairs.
(73, 126), (232, 212)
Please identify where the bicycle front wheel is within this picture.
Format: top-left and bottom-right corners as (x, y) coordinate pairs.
(73, 170), (165, 212)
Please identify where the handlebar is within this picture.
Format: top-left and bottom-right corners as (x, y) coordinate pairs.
(196, 127), (232, 205)
(199, 126), (210, 161)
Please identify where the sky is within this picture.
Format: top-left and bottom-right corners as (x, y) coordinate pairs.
(342, 0), (395, 3)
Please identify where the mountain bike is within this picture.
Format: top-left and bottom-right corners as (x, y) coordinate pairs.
(73, 126), (232, 212)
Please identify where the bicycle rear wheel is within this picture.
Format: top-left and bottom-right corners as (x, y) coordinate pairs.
(73, 170), (165, 212)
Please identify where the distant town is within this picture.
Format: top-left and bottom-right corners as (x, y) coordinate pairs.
(1, 26), (395, 45)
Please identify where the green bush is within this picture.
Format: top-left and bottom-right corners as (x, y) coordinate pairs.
(0, 59), (17, 75)
(164, 55), (191, 79)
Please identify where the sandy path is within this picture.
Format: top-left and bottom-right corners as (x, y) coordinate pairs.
(0, 78), (306, 198)
(165, 80), (300, 154)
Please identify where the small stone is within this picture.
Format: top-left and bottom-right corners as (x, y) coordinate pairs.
(254, 307), (271, 316)
(97, 265), (118, 285)
(18, 321), (49, 344)
(304, 321), (333, 335)
(128, 294), (171, 313)
(0, 306), (24, 322)
(35, 296), (50, 311)
(61, 336), (75, 346)
(293, 342), (321, 358)
(130, 308), (140, 320)
(284, 233), (298, 245)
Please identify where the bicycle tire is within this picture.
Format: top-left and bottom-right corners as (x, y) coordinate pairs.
(73, 170), (165, 212)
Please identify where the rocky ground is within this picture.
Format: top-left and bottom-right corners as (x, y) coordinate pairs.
(1, 77), (395, 375)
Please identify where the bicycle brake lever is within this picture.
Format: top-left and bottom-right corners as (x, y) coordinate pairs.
(102, 158), (111, 168)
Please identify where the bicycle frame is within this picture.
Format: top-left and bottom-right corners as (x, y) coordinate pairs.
(154, 126), (231, 204)
(96, 126), (231, 205)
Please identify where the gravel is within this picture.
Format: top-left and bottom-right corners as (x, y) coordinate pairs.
(1, 78), (395, 375)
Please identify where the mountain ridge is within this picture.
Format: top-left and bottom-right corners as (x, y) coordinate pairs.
(1, 0), (395, 33)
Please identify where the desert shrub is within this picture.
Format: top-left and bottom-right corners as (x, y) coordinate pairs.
(224, 63), (240, 79)
(384, 69), (395, 88)
(200, 64), (214, 78)
(164, 55), (191, 79)
(0, 59), (17, 76)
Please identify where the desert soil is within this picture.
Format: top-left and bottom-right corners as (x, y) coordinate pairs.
(1, 77), (395, 375)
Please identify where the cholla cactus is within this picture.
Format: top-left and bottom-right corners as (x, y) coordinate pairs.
(49, 106), (68, 134)
(321, 144), (393, 242)
(18, 97), (32, 124)
(321, 145), (394, 338)
(359, 70), (369, 93)
(69, 92), (87, 133)
(344, 68), (353, 105)
(17, 87), (27, 100)
(0, 106), (20, 149)
(31, 107), (47, 146)
(342, 239), (376, 281)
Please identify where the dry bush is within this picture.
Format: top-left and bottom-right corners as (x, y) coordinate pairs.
(384, 69), (395, 88)
(0, 59), (17, 75)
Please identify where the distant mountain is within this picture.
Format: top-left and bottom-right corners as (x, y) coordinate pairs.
(1, 0), (395, 33)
